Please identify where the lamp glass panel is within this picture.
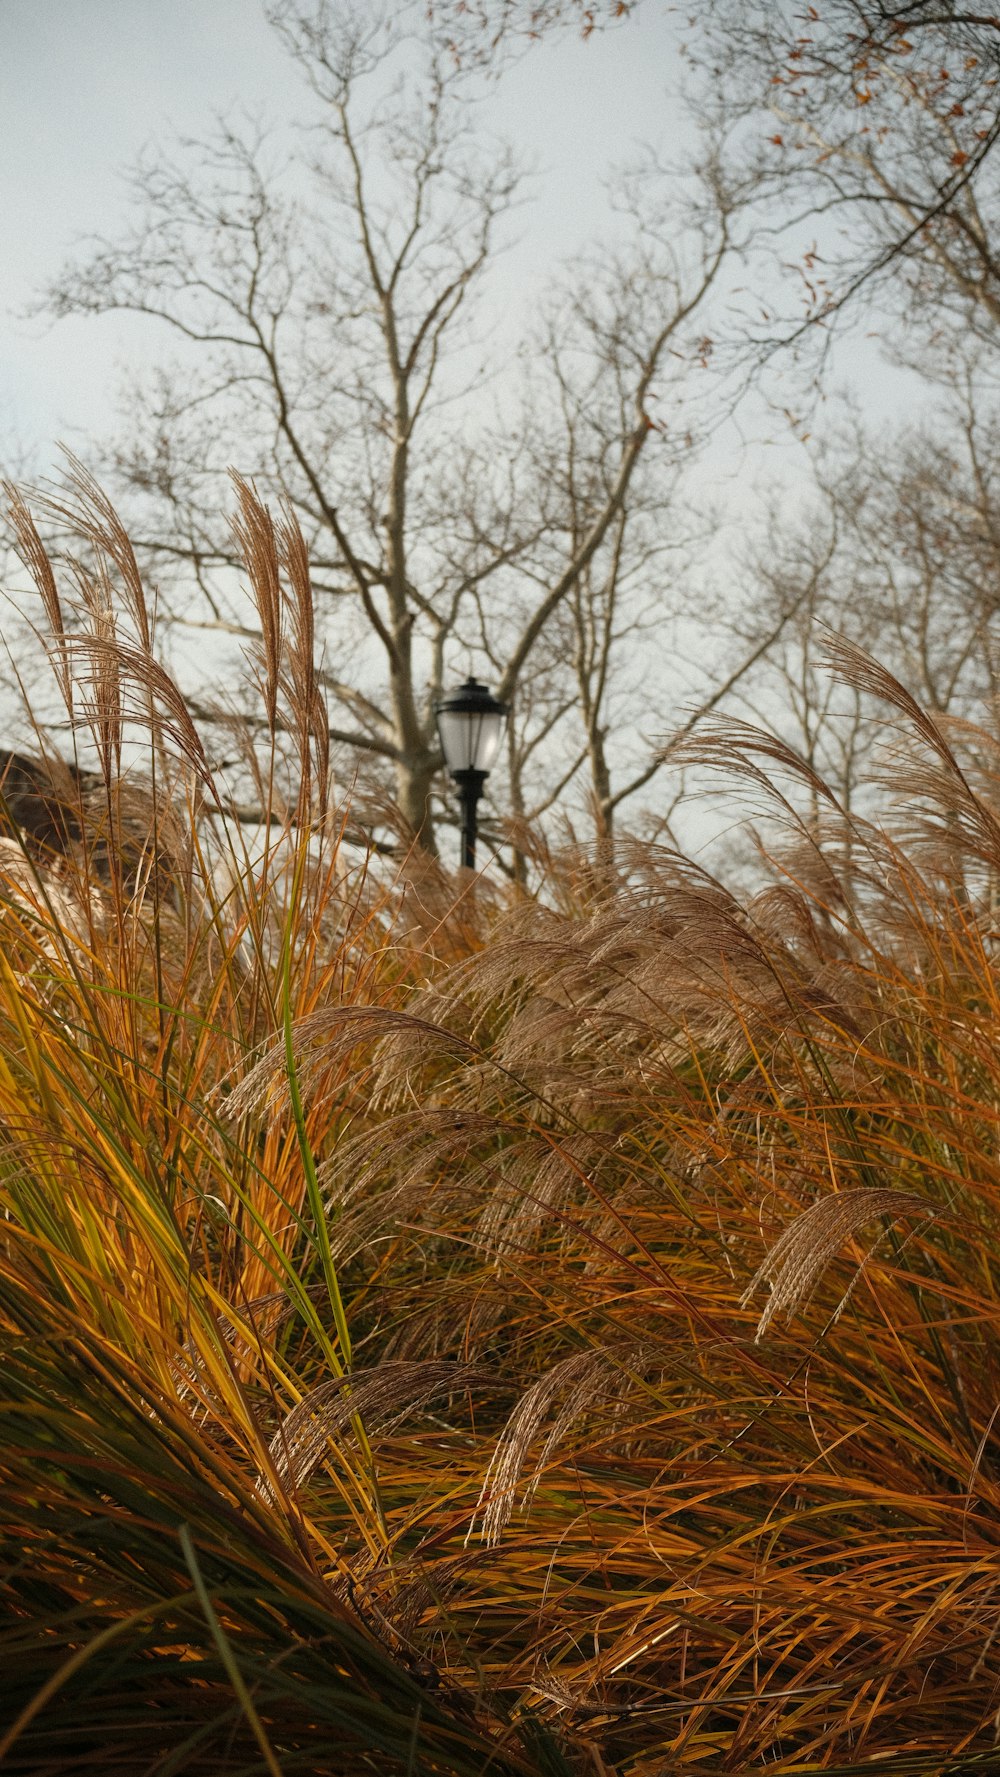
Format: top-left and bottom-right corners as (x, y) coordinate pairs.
(471, 710), (505, 772)
(437, 708), (475, 773)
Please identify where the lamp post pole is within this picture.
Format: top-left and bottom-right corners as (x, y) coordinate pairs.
(434, 678), (509, 872)
(455, 768), (487, 870)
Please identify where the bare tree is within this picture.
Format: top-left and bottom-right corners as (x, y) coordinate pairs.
(37, 0), (743, 858)
(693, 0), (1000, 358)
(427, 0), (637, 54)
(731, 369), (1000, 828)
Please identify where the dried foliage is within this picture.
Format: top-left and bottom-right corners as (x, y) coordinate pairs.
(741, 1187), (941, 1340)
(5, 483), (1000, 1771)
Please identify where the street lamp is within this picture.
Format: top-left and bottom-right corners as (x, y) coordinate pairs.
(434, 677), (509, 869)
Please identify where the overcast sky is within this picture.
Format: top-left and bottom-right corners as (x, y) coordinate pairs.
(0, 0), (703, 470)
(0, 1), (922, 519)
(0, 2), (933, 849)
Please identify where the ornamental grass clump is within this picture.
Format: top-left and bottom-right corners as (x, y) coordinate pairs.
(3, 481), (1000, 1773)
(0, 479), (535, 1776)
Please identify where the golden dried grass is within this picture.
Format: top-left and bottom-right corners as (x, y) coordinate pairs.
(2, 480), (1000, 1772)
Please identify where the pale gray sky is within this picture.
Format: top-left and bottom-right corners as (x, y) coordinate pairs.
(0, 1), (923, 517)
(0, 0), (928, 855)
(1, 0), (696, 465)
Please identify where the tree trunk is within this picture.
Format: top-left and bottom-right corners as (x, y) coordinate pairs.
(397, 755), (438, 855)
(589, 727), (615, 869)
